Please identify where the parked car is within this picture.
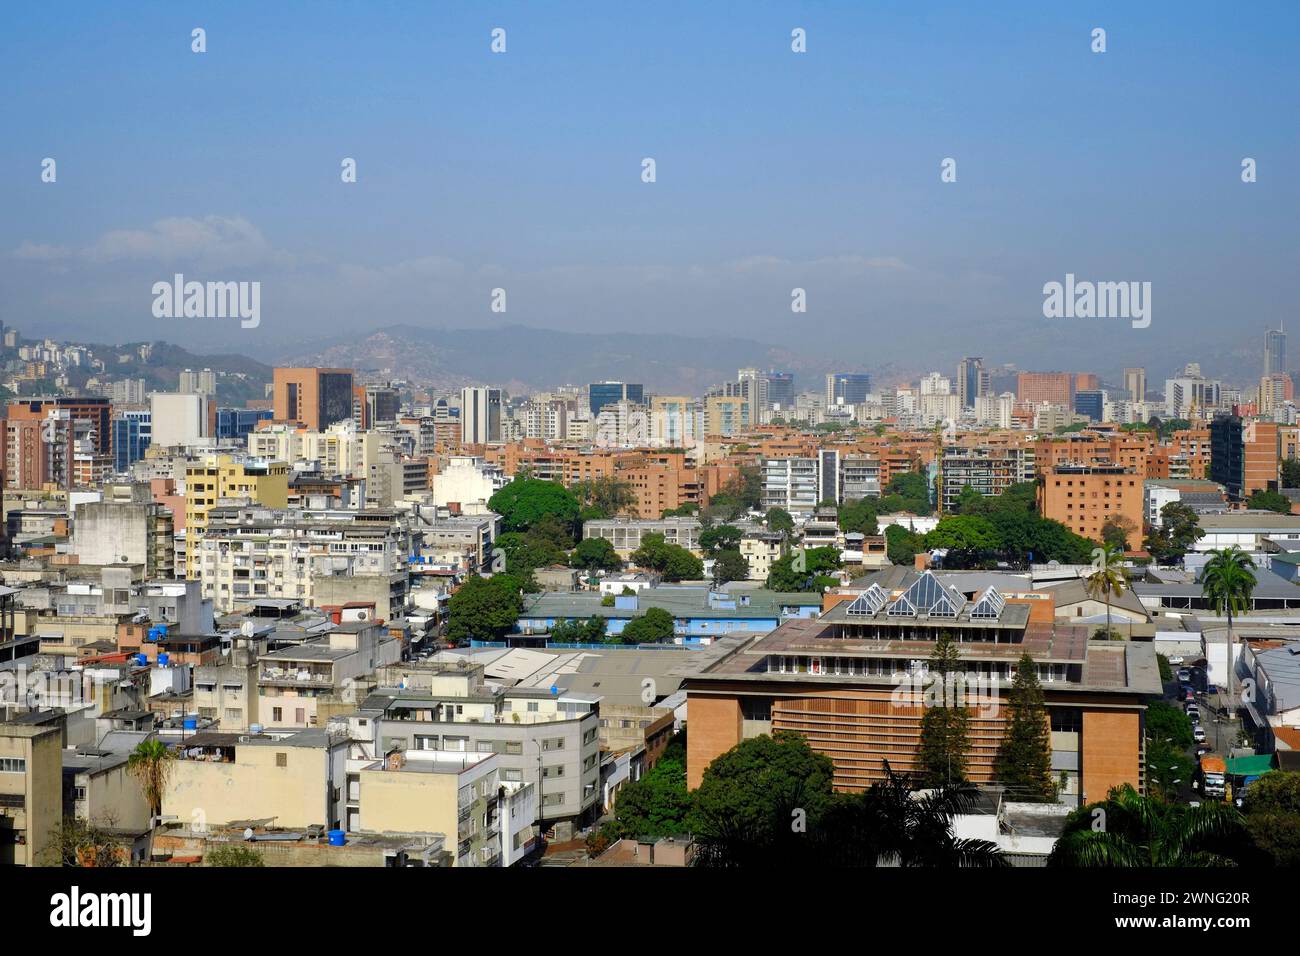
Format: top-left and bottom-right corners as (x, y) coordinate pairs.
(1183, 687), (1197, 701)
(1196, 744), (1213, 757)
(1193, 726), (1207, 743)
(1177, 668), (1192, 682)
(1169, 656), (1186, 665)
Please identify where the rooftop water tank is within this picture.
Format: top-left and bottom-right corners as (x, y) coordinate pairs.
(327, 829), (346, 847)
(158, 653), (170, 667)
(134, 653), (148, 666)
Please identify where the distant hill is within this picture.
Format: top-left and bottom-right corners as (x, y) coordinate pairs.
(279, 323), (838, 395)
(85, 340), (274, 406)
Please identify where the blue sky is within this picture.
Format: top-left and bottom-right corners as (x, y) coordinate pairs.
(2, 1), (1298, 381)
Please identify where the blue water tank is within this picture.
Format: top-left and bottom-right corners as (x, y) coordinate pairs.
(327, 829), (346, 846)
(158, 653), (170, 667)
(147, 625), (167, 642)
(134, 653), (148, 666)
(183, 717), (197, 730)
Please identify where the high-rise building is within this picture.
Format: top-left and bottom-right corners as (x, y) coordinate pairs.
(1016, 372), (1072, 408)
(183, 454), (290, 577)
(353, 384), (401, 429)
(1265, 326), (1287, 377)
(216, 407), (273, 441)
(460, 386), (503, 445)
(272, 367), (355, 430)
(825, 373), (872, 407)
(1074, 389), (1105, 422)
(1123, 367), (1146, 402)
(180, 367), (217, 397)
(112, 409), (152, 472)
(956, 357), (989, 410)
(588, 382), (644, 418)
(766, 371), (795, 414)
(150, 392), (208, 448)
(4, 397), (112, 455)
(1210, 415), (1280, 500)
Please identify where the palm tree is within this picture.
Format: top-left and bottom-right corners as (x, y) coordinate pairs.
(1200, 547), (1257, 720)
(1048, 784), (1245, 867)
(1086, 545), (1128, 639)
(127, 738), (173, 820)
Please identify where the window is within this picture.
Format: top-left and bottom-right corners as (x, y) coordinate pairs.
(276, 752), (288, 767)
(0, 758), (27, 773)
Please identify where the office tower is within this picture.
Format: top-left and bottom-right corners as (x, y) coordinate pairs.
(4, 397), (112, 456)
(353, 383), (401, 429)
(215, 407), (273, 441)
(1123, 367), (1146, 402)
(1210, 415), (1280, 500)
(273, 367), (355, 430)
(766, 371), (795, 414)
(825, 373), (872, 407)
(1074, 389), (1105, 422)
(112, 409), (152, 472)
(460, 386), (503, 444)
(956, 357), (989, 410)
(588, 382), (644, 418)
(1266, 326), (1287, 377)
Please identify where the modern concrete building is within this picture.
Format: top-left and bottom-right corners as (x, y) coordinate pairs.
(273, 367), (356, 431)
(150, 392), (208, 449)
(684, 570), (1162, 804)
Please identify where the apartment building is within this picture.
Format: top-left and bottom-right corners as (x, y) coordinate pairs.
(761, 456), (820, 513)
(248, 420), (380, 478)
(940, 445), (1035, 511)
(684, 570), (1161, 803)
(257, 623), (402, 730)
(1037, 464), (1143, 550)
(164, 727), (347, 831)
(361, 661), (602, 828)
(0, 719), (62, 866)
(1016, 372), (1072, 408)
(183, 454), (290, 578)
(72, 495), (175, 578)
(583, 517), (702, 555)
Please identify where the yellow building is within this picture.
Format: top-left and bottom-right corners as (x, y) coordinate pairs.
(164, 729), (342, 831)
(0, 721), (63, 866)
(183, 455), (289, 578)
(357, 750), (501, 867)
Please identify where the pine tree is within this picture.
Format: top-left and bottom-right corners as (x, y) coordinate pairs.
(918, 631), (970, 787)
(996, 653), (1057, 802)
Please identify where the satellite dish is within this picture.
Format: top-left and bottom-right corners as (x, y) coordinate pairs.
(243, 827), (254, 841)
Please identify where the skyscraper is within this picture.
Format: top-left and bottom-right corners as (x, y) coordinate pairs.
(1123, 367), (1146, 402)
(956, 357), (988, 410)
(766, 371), (795, 412)
(825, 373), (872, 407)
(460, 386), (503, 444)
(588, 382), (644, 417)
(1265, 326), (1287, 377)
(273, 367), (355, 430)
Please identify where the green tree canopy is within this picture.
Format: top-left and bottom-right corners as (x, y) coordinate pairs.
(995, 653), (1057, 802)
(1144, 501), (1205, 564)
(488, 478), (580, 534)
(711, 549), (750, 585)
(1247, 488), (1291, 514)
(618, 606), (675, 644)
(570, 536), (623, 571)
(446, 574), (524, 643)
